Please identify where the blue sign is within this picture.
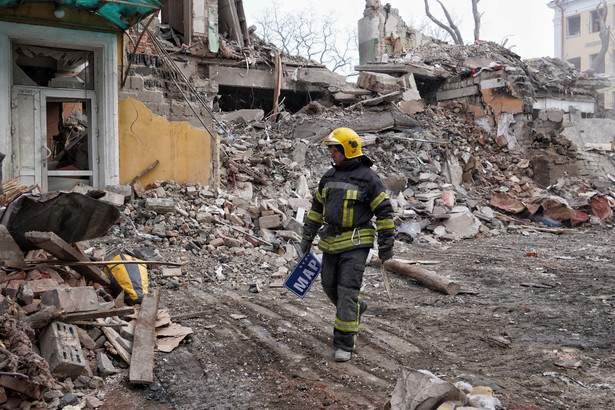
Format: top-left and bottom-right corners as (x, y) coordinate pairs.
(284, 250), (322, 298)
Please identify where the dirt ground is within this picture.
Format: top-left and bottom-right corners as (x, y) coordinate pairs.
(97, 228), (614, 409)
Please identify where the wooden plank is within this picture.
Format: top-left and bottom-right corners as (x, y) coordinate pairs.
(97, 318), (132, 364)
(130, 290), (159, 384)
(25, 259), (187, 267)
(24, 231), (110, 285)
(63, 307), (135, 322)
(380, 259), (461, 296)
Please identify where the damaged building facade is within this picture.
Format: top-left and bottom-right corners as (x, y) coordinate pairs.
(1, 0), (614, 192)
(0, 0), (213, 192)
(356, 1), (615, 187)
(548, 0), (615, 109)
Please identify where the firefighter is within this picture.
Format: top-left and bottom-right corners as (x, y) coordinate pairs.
(299, 127), (395, 362)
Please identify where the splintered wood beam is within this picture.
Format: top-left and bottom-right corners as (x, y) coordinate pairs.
(381, 259), (461, 296)
(25, 259), (187, 267)
(129, 290), (159, 384)
(63, 307), (136, 322)
(97, 318), (132, 364)
(24, 231), (110, 285)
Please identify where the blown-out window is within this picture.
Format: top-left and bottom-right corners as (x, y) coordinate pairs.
(567, 57), (581, 70)
(566, 15), (580, 37)
(12, 43), (94, 90)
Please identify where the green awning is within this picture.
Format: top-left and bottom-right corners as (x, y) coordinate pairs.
(0, 0), (163, 30)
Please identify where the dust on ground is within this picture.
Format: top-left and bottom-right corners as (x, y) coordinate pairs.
(97, 228), (614, 409)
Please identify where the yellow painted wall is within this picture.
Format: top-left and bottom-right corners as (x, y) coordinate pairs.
(119, 98), (212, 186)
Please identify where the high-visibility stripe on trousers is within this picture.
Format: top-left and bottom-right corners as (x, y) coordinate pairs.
(321, 247), (370, 352)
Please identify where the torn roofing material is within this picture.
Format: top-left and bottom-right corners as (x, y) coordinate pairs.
(0, 0), (162, 29)
(0, 191), (120, 251)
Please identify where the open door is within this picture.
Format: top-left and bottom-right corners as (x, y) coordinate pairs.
(43, 91), (97, 191)
(11, 43), (98, 191)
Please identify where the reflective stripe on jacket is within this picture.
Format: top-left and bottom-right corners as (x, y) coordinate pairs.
(302, 156), (394, 254)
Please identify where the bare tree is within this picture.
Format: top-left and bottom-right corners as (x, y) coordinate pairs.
(590, 0), (609, 73)
(472, 0), (482, 43)
(423, 0), (483, 45)
(253, 6), (356, 74)
(423, 0), (464, 45)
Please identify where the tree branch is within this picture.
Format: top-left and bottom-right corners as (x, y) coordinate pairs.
(424, 0), (463, 45)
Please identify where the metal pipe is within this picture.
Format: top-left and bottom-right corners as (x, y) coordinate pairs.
(213, 219), (274, 247)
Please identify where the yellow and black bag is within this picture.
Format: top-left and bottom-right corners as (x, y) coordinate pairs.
(103, 253), (148, 304)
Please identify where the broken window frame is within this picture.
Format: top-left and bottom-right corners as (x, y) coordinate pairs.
(566, 57), (581, 70)
(589, 52), (606, 73)
(12, 43), (95, 90)
(566, 15), (581, 37)
(590, 10), (601, 33)
(1, 21), (119, 189)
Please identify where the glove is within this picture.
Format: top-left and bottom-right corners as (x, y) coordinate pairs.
(379, 247), (393, 262)
(299, 239), (312, 255)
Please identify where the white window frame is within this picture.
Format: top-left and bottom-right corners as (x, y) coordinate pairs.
(0, 21), (119, 187)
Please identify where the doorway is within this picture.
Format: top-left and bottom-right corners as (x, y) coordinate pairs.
(11, 42), (98, 191)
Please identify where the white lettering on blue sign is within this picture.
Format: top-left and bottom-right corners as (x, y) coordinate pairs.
(293, 276), (309, 292)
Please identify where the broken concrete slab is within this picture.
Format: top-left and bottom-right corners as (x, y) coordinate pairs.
(41, 287), (100, 313)
(216, 109), (265, 124)
(0, 225), (24, 266)
(144, 198), (176, 213)
(39, 322), (86, 380)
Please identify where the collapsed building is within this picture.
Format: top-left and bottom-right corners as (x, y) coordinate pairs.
(1, 0), (615, 408)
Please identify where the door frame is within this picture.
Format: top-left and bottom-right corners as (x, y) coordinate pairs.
(42, 89), (98, 192)
(0, 21), (119, 188)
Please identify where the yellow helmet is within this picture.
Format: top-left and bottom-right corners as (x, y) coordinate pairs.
(324, 127), (363, 159)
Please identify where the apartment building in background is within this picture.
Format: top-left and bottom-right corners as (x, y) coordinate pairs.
(549, 0), (615, 111)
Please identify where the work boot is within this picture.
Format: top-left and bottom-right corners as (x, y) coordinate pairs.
(359, 300), (368, 322)
(335, 348), (352, 362)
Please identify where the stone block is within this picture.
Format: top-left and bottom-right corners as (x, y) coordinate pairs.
(41, 286), (100, 313)
(0, 225), (24, 264)
(216, 109), (264, 124)
(27, 279), (61, 297)
(104, 185), (133, 201)
(96, 352), (117, 376)
(357, 71), (401, 94)
(71, 184), (125, 206)
(144, 198), (176, 213)
(4, 281), (22, 298)
(17, 283), (34, 305)
(162, 267), (182, 277)
(283, 217), (303, 235)
(259, 214), (282, 229)
(40, 322), (86, 380)
(0, 375), (41, 399)
(75, 327), (96, 350)
(223, 236), (242, 248)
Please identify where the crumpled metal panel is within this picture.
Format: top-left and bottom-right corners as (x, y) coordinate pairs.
(0, 0), (162, 29)
(0, 191), (120, 251)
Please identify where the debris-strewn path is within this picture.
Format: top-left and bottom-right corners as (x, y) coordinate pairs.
(100, 230), (614, 409)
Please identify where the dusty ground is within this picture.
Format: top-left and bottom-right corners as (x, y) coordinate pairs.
(97, 228), (614, 409)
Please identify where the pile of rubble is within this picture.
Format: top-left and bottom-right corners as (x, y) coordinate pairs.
(1, 98), (615, 410)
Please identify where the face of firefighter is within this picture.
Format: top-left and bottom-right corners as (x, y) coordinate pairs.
(329, 145), (345, 166)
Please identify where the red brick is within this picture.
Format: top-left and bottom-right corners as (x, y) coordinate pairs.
(29, 279), (62, 297)
(0, 375), (41, 399)
(22, 301), (41, 314)
(0, 271), (26, 284)
(76, 327), (97, 350)
(4, 280), (24, 298)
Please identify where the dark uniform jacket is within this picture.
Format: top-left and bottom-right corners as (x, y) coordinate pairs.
(302, 156), (394, 253)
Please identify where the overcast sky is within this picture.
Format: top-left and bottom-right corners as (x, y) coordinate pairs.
(242, 0), (555, 60)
